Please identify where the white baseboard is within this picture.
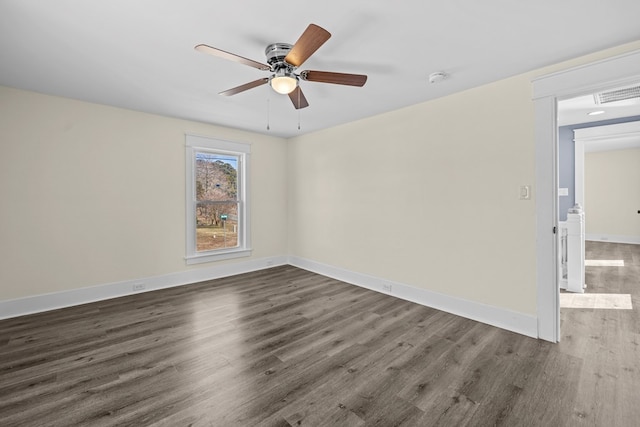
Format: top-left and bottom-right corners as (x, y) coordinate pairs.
(586, 234), (640, 245)
(0, 256), (288, 320)
(288, 256), (538, 339)
(1, 254), (538, 340)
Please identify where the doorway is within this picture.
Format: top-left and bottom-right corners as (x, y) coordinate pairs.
(556, 94), (640, 334)
(532, 48), (640, 342)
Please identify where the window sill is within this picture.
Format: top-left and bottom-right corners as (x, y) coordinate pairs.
(185, 248), (252, 265)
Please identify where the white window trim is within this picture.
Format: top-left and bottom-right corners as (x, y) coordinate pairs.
(185, 134), (251, 264)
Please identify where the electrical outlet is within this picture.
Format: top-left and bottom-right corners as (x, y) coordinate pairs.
(133, 283), (146, 291)
(382, 283), (392, 293)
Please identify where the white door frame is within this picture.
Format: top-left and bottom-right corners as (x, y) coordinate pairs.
(532, 49), (640, 342)
(574, 121), (640, 208)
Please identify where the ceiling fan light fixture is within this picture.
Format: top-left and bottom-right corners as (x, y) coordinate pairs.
(270, 70), (298, 94)
(196, 24), (366, 109)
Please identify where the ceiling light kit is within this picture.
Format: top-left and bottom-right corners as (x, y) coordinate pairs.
(195, 24), (368, 110)
(270, 69), (298, 95)
(266, 43), (298, 95)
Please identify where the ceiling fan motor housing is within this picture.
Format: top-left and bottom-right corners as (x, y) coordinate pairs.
(265, 43), (294, 70)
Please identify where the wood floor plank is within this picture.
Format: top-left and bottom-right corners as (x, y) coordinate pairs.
(501, 349), (582, 426)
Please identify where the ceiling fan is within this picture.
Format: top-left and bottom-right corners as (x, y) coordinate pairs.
(195, 24), (367, 109)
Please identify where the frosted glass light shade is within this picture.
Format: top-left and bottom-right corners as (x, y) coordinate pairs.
(271, 76), (297, 94)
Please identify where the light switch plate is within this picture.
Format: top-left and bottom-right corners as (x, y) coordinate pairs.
(519, 185), (531, 200)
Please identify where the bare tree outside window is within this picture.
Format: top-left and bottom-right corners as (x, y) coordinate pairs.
(195, 152), (239, 251)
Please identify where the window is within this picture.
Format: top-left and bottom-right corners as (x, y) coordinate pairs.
(185, 134), (251, 264)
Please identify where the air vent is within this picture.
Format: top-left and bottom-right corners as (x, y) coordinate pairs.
(594, 85), (640, 104)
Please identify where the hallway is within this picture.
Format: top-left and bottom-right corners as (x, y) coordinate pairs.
(559, 241), (640, 423)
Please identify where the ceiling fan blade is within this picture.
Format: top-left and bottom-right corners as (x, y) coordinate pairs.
(288, 86), (309, 109)
(284, 24), (331, 67)
(219, 78), (269, 96)
(300, 70), (367, 87)
(195, 44), (271, 71)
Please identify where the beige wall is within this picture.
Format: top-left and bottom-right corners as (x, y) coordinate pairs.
(288, 76), (537, 314)
(288, 41), (640, 317)
(585, 148), (640, 238)
(0, 86), (288, 301)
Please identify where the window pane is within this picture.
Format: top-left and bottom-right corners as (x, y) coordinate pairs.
(196, 202), (239, 251)
(195, 152), (238, 201)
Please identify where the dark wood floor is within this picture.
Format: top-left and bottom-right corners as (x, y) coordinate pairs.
(0, 242), (638, 426)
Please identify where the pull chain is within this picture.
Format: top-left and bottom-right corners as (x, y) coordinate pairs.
(266, 98), (270, 131)
(297, 88), (301, 130)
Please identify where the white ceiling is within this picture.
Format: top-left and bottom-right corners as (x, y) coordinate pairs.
(1, 1), (640, 138)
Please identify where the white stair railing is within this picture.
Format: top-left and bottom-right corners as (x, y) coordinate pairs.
(558, 204), (585, 293)
(558, 224), (568, 288)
